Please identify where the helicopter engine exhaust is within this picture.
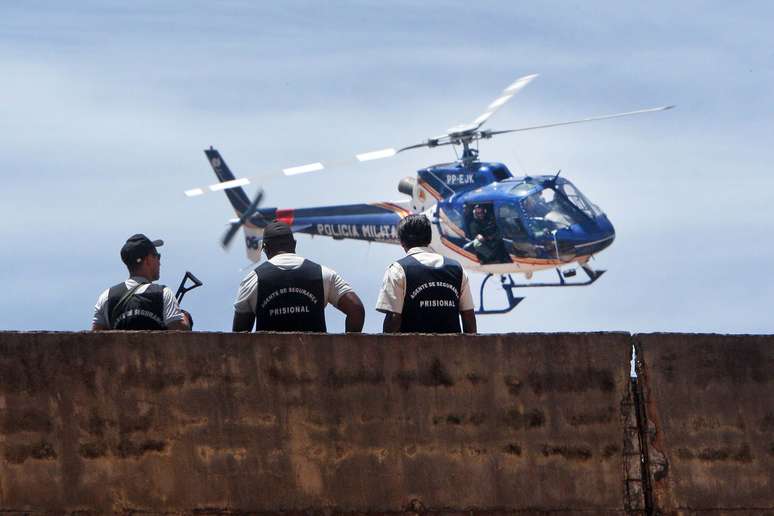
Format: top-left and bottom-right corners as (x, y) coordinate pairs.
(398, 176), (415, 197)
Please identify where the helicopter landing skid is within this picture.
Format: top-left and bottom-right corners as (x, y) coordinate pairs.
(475, 265), (606, 315)
(475, 274), (525, 315)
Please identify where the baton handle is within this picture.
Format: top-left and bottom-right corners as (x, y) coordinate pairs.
(175, 271), (203, 304)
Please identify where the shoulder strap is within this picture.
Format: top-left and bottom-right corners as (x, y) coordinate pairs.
(397, 254), (421, 268)
(109, 283), (144, 327)
(255, 260), (278, 277)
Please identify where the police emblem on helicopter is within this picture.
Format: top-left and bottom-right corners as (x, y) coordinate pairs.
(185, 74), (673, 314)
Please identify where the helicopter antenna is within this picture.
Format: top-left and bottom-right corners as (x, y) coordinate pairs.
(509, 150), (528, 176)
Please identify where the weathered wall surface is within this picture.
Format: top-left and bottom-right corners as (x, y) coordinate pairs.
(636, 334), (774, 515)
(0, 331), (633, 515)
(3, 332), (772, 515)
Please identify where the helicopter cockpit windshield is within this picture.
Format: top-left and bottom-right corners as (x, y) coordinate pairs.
(557, 181), (603, 219)
(512, 180), (601, 237)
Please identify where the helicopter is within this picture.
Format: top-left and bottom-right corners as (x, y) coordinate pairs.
(184, 74), (673, 314)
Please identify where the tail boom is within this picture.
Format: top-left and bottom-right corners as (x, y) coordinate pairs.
(256, 202), (410, 244)
(204, 147), (254, 218)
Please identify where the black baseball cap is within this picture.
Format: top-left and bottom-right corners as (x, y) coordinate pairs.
(262, 220), (293, 241)
(120, 234), (164, 265)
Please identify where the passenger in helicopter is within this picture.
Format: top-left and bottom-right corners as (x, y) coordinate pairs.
(523, 190), (573, 231)
(522, 192), (551, 219)
(466, 204), (510, 264)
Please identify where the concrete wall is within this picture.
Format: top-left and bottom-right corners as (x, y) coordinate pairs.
(0, 332), (771, 515)
(636, 334), (774, 515)
(1, 331), (633, 514)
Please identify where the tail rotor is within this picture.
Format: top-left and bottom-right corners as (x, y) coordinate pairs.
(221, 188), (265, 249)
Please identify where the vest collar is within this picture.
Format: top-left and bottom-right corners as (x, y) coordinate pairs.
(269, 252), (299, 261)
(406, 247), (432, 256)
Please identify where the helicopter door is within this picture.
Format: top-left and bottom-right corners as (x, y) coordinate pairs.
(464, 202), (511, 264)
(496, 202), (533, 258)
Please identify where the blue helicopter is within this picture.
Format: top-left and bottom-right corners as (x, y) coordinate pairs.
(184, 74), (672, 314)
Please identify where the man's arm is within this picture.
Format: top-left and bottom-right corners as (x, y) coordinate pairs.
(336, 292), (365, 332)
(162, 287), (192, 331)
(460, 309), (477, 334)
(233, 311), (256, 332)
(232, 271), (258, 332)
(458, 271), (476, 335)
(382, 311), (402, 333)
(91, 290), (110, 331)
(375, 263), (405, 333)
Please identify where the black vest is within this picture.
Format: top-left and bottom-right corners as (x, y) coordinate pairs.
(254, 259), (327, 332)
(398, 255), (463, 333)
(106, 282), (165, 330)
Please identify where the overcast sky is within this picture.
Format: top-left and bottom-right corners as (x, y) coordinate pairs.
(1, 1), (772, 333)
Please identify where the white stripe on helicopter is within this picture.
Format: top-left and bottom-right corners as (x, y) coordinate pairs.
(210, 177), (250, 191)
(184, 147), (399, 197)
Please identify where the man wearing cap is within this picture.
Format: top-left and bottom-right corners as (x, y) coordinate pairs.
(377, 214), (477, 334)
(232, 221), (365, 332)
(91, 234), (191, 331)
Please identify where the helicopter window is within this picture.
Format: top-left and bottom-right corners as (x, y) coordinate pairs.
(521, 189), (580, 235)
(439, 206), (465, 236)
(492, 168), (511, 182)
(510, 181), (538, 196)
(497, 204), (527, 240)
(559, 182), (602, 218)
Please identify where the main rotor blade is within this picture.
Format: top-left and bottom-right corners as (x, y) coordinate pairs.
(185, 74), (537, 198)
(185, 147), (401, 197)
(485, 105), (675, 137)
(397, 140), (456, 153)
(279, 148), (399, 176)
(465, 73), (539, 131)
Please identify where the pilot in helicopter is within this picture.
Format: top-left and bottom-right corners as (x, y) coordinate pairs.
(467, 204), (510, 264)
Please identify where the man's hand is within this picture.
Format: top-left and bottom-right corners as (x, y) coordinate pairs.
(337, 292), (365, 333)
(382, 311), (402, 333)
(182, 310), (194, 329)
(167, 315), (191, 331)
(461, 309), (477, 334)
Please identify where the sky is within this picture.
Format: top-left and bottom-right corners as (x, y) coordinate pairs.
(1, 1), (772, 334)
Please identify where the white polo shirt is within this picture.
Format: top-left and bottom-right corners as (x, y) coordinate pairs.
(234, 253), (353, 314)
(375, 247), (475, 314)
(92, 276), (185, 328)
